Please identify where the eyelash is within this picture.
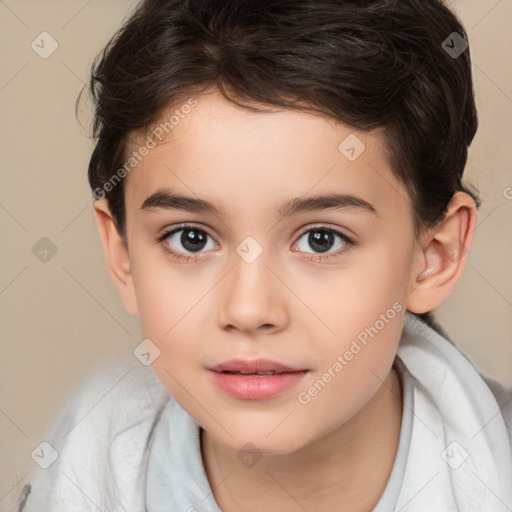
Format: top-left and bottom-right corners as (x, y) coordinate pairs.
(155, 223), (355, 263)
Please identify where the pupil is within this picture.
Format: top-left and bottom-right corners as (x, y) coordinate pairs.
(309, 230), (334, 253)
(181, 229), (207, 252)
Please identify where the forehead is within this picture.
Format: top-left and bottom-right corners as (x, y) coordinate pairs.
(123, 89), (410, 221)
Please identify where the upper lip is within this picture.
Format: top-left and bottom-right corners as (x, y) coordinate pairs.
(208, 358), (307, 374)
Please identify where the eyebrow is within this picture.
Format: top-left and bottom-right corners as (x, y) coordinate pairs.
(140, 188), (378, 217)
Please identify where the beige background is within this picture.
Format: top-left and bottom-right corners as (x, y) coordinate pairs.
(1, 0), (511, 508)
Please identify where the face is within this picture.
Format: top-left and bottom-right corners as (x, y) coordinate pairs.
(122, 88), (418, 455)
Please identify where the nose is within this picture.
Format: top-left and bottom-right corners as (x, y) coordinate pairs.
(217, 247), (288, 335)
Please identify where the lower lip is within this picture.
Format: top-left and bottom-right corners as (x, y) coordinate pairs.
(209, 370), (308, 400)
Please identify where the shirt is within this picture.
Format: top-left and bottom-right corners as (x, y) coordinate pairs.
(13, 313), (512, 511)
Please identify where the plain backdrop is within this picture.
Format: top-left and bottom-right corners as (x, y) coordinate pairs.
(1, 0), (511, 507)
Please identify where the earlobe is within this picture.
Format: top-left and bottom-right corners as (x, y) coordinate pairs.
(406, 192), (477, 313)
(94, 199), (139, 316)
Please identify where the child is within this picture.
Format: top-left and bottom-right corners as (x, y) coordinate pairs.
(15, 0), (512, 510)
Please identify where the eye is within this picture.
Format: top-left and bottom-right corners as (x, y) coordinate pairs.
(156, 223), (354, 263)
(157, 224), (218, 260)
(293, 226), (353, 260)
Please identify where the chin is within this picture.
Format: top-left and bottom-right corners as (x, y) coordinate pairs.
(204, 420), (312, 456)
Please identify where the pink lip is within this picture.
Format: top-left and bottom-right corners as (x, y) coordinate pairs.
(207, 358), (308, 400)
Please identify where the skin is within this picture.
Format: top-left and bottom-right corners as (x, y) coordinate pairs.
(94, 87), (476, 511)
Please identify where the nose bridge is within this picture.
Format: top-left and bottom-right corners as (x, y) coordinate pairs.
(233, 245), (271, 295)
(218, 238), (286, 331)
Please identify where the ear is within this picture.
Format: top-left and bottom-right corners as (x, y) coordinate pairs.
(406, 191), (477, 313)
(93, 198), (139, 316)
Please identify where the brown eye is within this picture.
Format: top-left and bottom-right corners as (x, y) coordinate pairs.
(295, 227), (351, 255)
(159, 225), (218, 256)
(177, 228), (208, 252)
(294, 226), (356, 261)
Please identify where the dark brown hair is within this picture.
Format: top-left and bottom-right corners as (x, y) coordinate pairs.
(81, 0), (479, 247)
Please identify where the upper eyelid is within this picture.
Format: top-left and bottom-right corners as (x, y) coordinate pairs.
(157, 223), (216, 242)
(296, 223), (352, 238)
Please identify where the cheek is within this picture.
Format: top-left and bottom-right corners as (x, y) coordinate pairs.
(131, 242), (208, 332)
(129, 252), (206, 368)
(292, 245), (409, 409)
(134, 273), (206, 401)
(296, 240), (411, 352)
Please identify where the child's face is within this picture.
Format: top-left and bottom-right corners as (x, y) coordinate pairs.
(122, 88), (420, 454)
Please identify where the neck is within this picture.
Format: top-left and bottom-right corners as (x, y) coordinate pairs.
(201, 366), (403, 512)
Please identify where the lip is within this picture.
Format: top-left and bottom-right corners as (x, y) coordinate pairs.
(207, 358), (308, 400)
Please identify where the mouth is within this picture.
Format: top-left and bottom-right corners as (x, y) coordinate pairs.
(207, 359), (308, 400)
(208, 358), (307, 374)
